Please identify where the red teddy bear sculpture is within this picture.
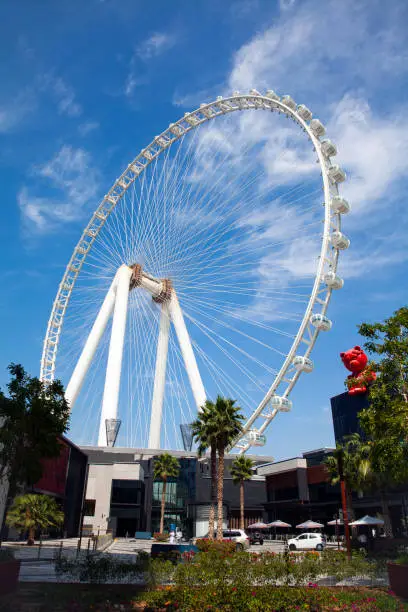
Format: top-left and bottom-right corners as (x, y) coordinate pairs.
(340, 346), (376, 395)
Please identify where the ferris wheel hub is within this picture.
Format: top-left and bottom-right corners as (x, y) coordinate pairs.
(129, 263), (173, 303)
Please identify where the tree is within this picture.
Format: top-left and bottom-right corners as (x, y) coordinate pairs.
(6, 494), (64, 545)
(230, 455), (254, 530)
(210, 396), (244, 541)
(357, 307), (408, 536)
(153, 453), (180, 534)
(0, 364), (70, 499)
(191, 401), (219, 539)
(325, 434), (371, 520)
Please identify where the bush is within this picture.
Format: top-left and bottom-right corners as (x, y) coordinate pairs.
(141, 585), (408, 611)
(195, 538), (236, 554)
(0, 548), (15, 562)
(55, 552), (151, 583)
(149, 547), (385, 592)
(395, 553), (408, 565)
(153, 532), (169, 542)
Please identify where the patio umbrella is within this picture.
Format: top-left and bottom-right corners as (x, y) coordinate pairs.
(268, 520), (292, 528)
(327, 519), (344, 526)
(349, 515), (384, 526)
(296, 520), (324, 529)
(247, 521), (270, 529)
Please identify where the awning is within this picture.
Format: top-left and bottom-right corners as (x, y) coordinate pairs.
(349, 515), (384, 526)
(296, 520), (324, 529)
(268, 520), (292, 528)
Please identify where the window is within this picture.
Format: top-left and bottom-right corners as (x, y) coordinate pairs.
(298, 534), (307, 540)
(84, 499), (96, 516)
(111, 480), (143, 505)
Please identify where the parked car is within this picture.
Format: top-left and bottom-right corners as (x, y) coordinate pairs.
(287, 533), (326, 551)
(193, 529), (250, 550)
(248, 530), (264, 545)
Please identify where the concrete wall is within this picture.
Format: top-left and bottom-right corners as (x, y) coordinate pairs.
(83, 462), (144, 534)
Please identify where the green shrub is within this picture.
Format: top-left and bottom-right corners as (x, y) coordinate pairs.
(395, 553), (408, 565)
(195, 538), (236, 554)
(149, 547), (385, 592)
(55, 552), (151, 583)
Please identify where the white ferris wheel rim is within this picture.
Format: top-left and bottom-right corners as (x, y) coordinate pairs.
(40, 90), (345, 452)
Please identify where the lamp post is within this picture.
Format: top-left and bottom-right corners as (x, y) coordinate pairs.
(336, 450), (351, 559)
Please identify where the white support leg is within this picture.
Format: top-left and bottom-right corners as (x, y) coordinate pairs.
(65, 276), (117, 409)
(169, 291), (206, 411)
(148, 302), (170, 449)
(98, 265), (132, 446)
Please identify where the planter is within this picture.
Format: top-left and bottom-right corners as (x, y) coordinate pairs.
(151, 543), (198, 561)
(0, 560), (21, 595)
(387, 561), (408, 599)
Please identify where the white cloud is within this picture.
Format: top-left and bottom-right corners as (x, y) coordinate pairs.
(124, 31), (176, 97)
(0, 74), (82, 132)
(0, 89), (37, 132)
(124, 73), (148, 97)
(228, 0), (408, 96)
(18, 146), (99, 233)
(136, 32), (176, 61)
(173, 0), (408, 322)
(50, 77), (82, 117)
(78, 121), (100, 136)
(279, 0), (296, 10)
(328, 94), (408, 212)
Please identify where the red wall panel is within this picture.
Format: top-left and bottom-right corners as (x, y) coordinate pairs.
(35, 441), (70, 497)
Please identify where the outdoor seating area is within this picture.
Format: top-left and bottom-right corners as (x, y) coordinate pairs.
(245, 515), (386, 547)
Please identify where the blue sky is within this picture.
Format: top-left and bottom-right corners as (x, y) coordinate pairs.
(1, 0), (408, 460)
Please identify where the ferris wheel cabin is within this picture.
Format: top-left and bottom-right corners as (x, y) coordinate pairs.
(293, 356), (314, 373)
(310, 313), (332, 332)
(270, 396), (292, 412)
(323, 271), (344, 290)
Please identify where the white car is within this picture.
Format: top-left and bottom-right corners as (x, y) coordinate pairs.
(193, 529), (250, 550)
(287, 533), (326, 551)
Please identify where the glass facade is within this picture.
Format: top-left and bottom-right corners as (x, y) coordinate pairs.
(330, 392), (368, 443)
(151, 458), (196, 535)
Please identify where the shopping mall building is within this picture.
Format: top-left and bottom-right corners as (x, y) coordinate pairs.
(80, 446), (273, 538)
(2, 389), (408, 539)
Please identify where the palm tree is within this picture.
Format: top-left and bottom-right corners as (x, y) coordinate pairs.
(153, 453), (180, 534)
(325, 434), (371, 519)
(6, 493), (64, 545)
(191, 400), (221, 539)
(211, 396), (244, 540)
(231, 455), (254, 530)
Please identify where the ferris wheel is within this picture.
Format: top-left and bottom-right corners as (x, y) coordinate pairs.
(40, 89), (350, 453)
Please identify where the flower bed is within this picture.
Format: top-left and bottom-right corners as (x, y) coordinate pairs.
(140, 586), (407, 611)
(2, 583), (406, 612)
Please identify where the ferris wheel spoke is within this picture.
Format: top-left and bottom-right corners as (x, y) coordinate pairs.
(183, 308), (276, 387)
(179, 295), (288, 358)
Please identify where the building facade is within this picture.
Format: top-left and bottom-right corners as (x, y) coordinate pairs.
(330, 391), (368, 443)
(1, 436), (87, 539)
(80, 446), (273, 538)
(261, 448), (340, 527)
